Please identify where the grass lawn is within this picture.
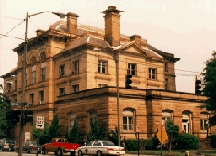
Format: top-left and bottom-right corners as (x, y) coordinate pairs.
(126, 150), (216, 156)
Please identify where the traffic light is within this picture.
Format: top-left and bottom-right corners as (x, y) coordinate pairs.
(22, 110), (33, 125)
(11, 110), (21, 125)
(125, 74), (132, 89)
(195, 78), (201, 94)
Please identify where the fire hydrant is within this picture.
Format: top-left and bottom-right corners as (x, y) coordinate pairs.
(185, 151), (190, 156)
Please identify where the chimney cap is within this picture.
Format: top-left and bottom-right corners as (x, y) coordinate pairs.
(66, 12), (79, 17)
(101, 6), (124, 14)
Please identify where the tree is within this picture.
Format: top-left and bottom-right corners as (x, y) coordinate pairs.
(65, 120), (82, 144)
(203, 51), (216, 125)
(107, 126), (118, 145)
(48, 114), (60, 140)
(31, 122), (49, 145)
(165, 120), (179, 152)
(0, 93), (11, 138)
(87, 120), (106, 141)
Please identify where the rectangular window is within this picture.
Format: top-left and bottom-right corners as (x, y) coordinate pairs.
(123, 116), (133, 131)
(165, 78), (168, 90)
(59, 88), (65, 96)
(72, 61), (79, 74)
(200, 119), (207, 131)
(128, 63), (136, 76)
(60, 65), (65, 78)
(15, 80), (17, 90)
(41, 67), (46, 81)
(98, 60), (107, 73)
(29, 93), (34, 105)
(149, 68), (157, 79)
(72, 84), (79, 93)
(39, 90), (44, 104)
(32, 71), (36, 84)
(165, 62), (168, 72)
(98, 84), (108, 88)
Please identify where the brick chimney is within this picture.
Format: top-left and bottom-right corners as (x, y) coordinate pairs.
(66, 12), (79, 35)
(130, 35), (141, 47)
(102, 6), (124, 47)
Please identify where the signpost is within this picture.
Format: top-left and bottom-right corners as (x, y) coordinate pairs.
(36, 116), (44, 129)
(136, 126), (140, 156)
(36, 116), (44, 156)
(157, 125), (168, 156)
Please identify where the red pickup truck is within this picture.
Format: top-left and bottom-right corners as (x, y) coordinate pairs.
(41, 138), (79, 156)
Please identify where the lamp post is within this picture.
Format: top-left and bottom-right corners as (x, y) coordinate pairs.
(93, 48), (120, 146)
(18, 11), (65, 156)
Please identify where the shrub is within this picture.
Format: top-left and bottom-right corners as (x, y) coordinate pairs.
(210, 135), (216, 148)
(125, 139), (147, 151)
(145, 138), (154, 150)
(175, 133), (199, 150)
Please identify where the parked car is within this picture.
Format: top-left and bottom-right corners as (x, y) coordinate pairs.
(42, 138), (80, 156)
(16, 141), (42, 153)
(76, 140), (125, 156)
(0, 138), (16, 151)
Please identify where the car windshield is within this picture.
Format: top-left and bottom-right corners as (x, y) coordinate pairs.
(102, 141), (115, 146)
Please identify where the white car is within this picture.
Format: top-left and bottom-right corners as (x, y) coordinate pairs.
(77, 140), (125, 156)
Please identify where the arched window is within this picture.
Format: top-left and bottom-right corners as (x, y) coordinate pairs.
(123, 109), (134, 131)
(30, 56), (36, 65)
(182, 110), (192, 133)
(200, 112), (208, 132)
(162, 110), (173, 128)
(68, 113), (76, 131)
(40, 52), (46, 62)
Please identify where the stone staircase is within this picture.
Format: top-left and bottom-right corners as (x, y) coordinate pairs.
(199, 138), (213, 150)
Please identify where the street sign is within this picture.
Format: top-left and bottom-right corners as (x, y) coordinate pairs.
(157, 127), (168, 144)
(36, 116), (44, 129)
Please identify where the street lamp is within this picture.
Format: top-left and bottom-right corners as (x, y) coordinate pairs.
(93, 48), (120, 146)
(206, 121), (209, 139)
(19, 11), (66, 156)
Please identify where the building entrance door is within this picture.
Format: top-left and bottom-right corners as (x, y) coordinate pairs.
(182, 119), (189, 133)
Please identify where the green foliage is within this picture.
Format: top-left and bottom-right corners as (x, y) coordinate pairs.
(202, 51), (216, 125)
(87, 120), (106, 141)
(0, 94), (11, 138)
(145, 138), (154, 150)
(48, 114), (60, 140)
(166, 120), (179, 152)
(175, 133), (199, 150)
(31, 122), (49, 145)
(210, 135), (216, 148)
(124, 139), (147, 151)
(145, 135), (160, 150)
(65, 120), (82, 144)
(107, 126), (118, 145)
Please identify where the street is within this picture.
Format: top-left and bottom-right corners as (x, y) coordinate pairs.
(0, 151), (72, 156)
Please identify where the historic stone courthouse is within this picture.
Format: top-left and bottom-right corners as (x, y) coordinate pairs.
(1, 6), (213, 143)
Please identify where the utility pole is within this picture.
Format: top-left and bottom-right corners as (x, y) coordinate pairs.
(18, 12), (28, 156)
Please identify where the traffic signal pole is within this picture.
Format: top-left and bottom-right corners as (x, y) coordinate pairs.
(18, 12), (28, 156)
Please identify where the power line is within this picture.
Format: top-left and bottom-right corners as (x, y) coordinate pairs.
(0, 15), (23, 20)
(5, 20), (25, 35)
(0, 34), (24, 40)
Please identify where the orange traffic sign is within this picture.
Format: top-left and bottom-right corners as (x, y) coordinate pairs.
(157, 127), (168, 144)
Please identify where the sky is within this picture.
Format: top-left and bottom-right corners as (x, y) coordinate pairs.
(0, 0), (216, 94)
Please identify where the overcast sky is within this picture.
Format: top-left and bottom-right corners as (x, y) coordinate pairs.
(0, 0), (216, 93)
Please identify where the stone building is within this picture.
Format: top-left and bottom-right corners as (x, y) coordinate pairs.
(1, 6), (212, 143)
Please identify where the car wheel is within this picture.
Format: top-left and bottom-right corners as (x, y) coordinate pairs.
(97, 151), (102, 156)
(57, 148), (63, 156)
(42, 147), (47, 155)
(78, 150), (83, 156)
(70, 151), (75, 156)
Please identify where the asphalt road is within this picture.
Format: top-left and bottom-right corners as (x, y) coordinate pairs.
(0, 151), (157, 156)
